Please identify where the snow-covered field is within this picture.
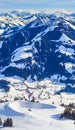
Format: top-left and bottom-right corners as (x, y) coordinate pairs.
(0, 76), (75, 129)
(0, 99), (75, 130)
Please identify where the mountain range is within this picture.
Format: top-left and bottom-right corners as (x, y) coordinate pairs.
(0, 10), (75, 95)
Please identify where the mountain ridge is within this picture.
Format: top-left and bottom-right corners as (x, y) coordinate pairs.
(0, 10), (75, 95)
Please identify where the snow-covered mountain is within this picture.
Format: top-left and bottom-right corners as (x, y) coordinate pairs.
(0, 10), (75, 98)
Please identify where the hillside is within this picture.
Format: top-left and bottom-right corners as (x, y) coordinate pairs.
(0, 10), (75, 100)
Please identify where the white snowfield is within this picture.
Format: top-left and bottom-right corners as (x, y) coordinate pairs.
(0, 100), (75, 130)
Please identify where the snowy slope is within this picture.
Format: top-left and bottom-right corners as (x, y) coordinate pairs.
(0, 100), (75, 130)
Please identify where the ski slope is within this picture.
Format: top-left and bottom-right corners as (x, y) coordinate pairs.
(0, 100), (75, 130)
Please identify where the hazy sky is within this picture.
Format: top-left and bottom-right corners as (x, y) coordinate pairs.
(0, 0), (75, 11)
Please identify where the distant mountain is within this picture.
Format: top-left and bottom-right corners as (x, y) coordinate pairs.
(0, 10), (75, 93)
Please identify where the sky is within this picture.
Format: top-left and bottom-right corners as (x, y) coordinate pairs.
(0, 0), (75, 11)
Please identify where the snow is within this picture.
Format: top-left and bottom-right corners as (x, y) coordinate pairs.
(64, 62), (75, 73)
(31, 59), (36, 65)
(27, 75), (33, 82)
(10, 63), (25, 69)
(20, 52), (32, 59)
(0, 100), (75, 130)
(61, 93), (75, 105)
(66, 21), (75, 30)
(1, 23), (5, 28)
(0, 66), (9, 73)
(0, 29), (4, 35)
(0, 41), (3, 48)
(11, 45), (32, 62)
(33, 75), (37, 81)
(51, 74), (60, 82)
(58, 45), (74, 56)
(57, 33), (75, 45)
(61, 75), (67, 81)
(32, 46), (38, 53)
